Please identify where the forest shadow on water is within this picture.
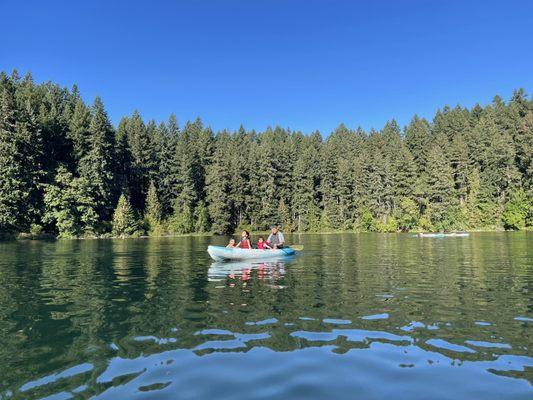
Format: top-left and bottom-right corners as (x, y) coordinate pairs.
(0, 232), (532, 400)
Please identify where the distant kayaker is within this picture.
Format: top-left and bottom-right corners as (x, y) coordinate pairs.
(257, 237), (272, 250)
(226, 238), (236, 248)
(235, 230), (252, 249)
(267, 226), (285, 249)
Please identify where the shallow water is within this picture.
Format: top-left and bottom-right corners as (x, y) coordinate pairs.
(0, 232), (531, 400)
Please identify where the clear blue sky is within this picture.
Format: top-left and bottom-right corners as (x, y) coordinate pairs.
(1, 0), (532, 134)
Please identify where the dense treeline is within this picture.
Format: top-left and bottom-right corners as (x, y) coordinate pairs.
(0, 70), (531, 238)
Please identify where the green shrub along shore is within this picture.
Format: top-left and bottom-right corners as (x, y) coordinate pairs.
(0, 70), (532, 240)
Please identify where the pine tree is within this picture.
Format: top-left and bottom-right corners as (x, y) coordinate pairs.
(168, 201), (194, 234)
(43, 167), (98, 237)
(502, 188), (530, 230)
(145, 181), (162, 235)
(292, 142), (320, 231)
(173, 125), (197, 212)
(229, 127), (253, 227)
(450, 133), (470, 205)
(112, 194), (137, 237)
(155, 116), (179, 215)
(114, 117), (133, 196)
(194, 201), (210, 233)
(425, 144), (456, 229)
(68, 99), (91, 162)
(79, 97), (116, 224)
(514, 112), (533, 191)
(405, 115), (431, 175)
(206, 132), (233, 234)
(126, 111), (155, 210)
(0, 88), (26, 232)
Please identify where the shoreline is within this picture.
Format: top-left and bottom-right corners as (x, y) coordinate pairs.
(3, 227), (529, 242)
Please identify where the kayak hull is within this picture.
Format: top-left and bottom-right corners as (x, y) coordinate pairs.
(413, 233), (470, 238)
(207, 245), (296, 261)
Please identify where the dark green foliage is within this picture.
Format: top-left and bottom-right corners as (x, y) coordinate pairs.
(502, 189), (531, 230)
(78, 97), (116, 222)
(123, 111), (155, 210)
(0, 70), (531, 237)
(43, 167), (98, 238)
(0, 87), (28, 232)
(168, 202), (194, 234)
(206, 132), (233, 234)
(194, 201), (210, 233)
(155, 116), (179, 214)
(292, 138), (321, 231)
(425, 144), (456, 228)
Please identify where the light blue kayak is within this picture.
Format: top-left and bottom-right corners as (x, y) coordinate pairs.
(207, 245), (296, 261)
(413, 233), (470, 238)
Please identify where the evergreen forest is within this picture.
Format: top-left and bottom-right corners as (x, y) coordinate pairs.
(1, 70), (532, 238)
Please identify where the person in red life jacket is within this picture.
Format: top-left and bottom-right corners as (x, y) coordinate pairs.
(235, 230), (251, 249)
(256, 237), (272, 250)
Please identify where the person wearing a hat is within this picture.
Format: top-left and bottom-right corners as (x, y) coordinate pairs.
(266, 226), (285, 249)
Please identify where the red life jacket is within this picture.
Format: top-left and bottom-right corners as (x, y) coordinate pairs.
(240, 239), (250, 249)
(257, 241), (265, 250)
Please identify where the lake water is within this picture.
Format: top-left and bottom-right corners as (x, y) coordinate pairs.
(0, 233), (532, 400)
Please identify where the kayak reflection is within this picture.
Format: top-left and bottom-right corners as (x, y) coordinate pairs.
(208, 259), (290, 286)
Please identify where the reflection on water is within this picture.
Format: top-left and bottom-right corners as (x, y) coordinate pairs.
(208, 260), (287, 289)
(0, 233), (532, 399)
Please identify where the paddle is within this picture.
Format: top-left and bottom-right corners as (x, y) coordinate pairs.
(276, 245), (304, 255)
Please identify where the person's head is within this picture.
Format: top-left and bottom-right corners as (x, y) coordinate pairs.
(271, 226), (278, 234)
(242, 230), (250, 238)
(229, 238), (235, 245)
(258, 237), (264, 243)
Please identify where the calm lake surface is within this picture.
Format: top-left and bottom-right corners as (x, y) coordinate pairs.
(0, 232), (531, 400)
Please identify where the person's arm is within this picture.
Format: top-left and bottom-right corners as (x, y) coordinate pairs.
(264, 242), (272, 249)
(235, 240), (242, 248)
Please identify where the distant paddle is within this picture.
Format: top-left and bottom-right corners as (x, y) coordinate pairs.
(289, 245), (304, 251)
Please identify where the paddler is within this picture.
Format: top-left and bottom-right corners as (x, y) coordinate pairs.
(235, 230), (252, 249)
(266, 225), (285, 249)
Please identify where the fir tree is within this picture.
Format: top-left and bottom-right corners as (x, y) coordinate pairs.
(0, 88), (26, 232)
(43, 167), (98, 237)
(68, 99), (91, 161)
(112, 194), (137, 237)
(502, 188), (530, 230)
(168, 201), (194, 234)
(79, 97), (116, 223)
(292, 142), (320, 231)
(145, 181), (162, 235)
(126, 111), (155, 210)
(425, 144), (456, 228)
(206, 132), (233, 234)
(155, 116), (179, 215)
(194, 201), (210, 233)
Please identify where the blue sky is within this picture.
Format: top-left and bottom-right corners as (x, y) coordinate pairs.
(1, 0), (532, 134)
